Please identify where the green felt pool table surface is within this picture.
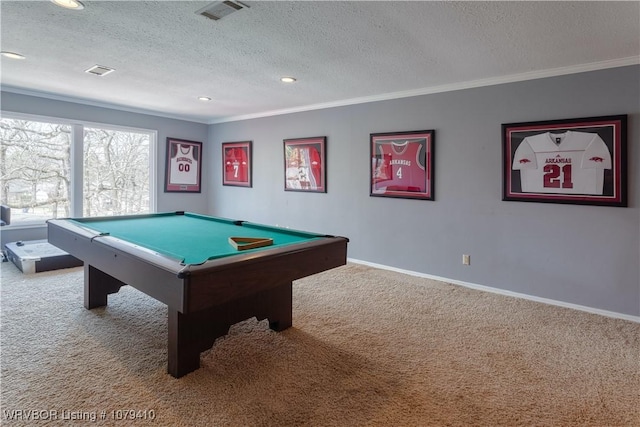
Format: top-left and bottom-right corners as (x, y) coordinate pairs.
(70, 212), (323, 265)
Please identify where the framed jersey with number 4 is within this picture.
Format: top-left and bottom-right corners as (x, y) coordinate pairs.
(165, 138), (202, 193)
(502, 115), (627, 207)
(370, 130), (435, 200)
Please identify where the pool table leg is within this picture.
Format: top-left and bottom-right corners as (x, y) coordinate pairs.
(262, 281), (293, 331)
(84, 265), (125, 309)
(166, 281), (293, 378)
(167, 309), (203, 378)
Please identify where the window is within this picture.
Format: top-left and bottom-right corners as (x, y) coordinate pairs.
(83, 127), (151, 217)
(0, 114), (156, 226)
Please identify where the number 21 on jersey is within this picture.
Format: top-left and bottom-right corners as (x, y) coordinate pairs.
(543, 164), (573, 189)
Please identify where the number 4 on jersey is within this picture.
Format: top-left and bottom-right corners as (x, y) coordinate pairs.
(396, 167), (403, 179)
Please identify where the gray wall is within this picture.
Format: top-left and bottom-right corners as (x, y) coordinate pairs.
(0, 91), (209, 245)
(209, 65), (639, 317)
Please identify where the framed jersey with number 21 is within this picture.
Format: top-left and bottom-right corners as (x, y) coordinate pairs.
(502, 115), (627, 207)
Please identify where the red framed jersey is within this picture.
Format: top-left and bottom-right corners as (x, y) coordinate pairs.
(224, 147), (249, 183)
(373, 140), (426, 193)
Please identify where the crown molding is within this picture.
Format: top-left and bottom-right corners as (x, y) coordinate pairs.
(210, 57), (640, 124)
(0, 86), (211, 124)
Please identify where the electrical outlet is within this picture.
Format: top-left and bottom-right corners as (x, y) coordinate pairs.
(462, 254), (470, 265)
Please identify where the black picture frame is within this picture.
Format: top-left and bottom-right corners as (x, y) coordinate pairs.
(222, 141), (252, 187)
(283, 136), (327, 193)
(370, 130), (435, 200)
(502, 115), (627, 207)
(164, 138), (202, 193)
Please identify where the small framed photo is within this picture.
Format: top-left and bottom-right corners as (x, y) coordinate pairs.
(165, 138), (202, 193)
(284, 136), (326, 193)
(370, 130), (435, 200)
(222, 141), (252, 187)
(503, 115), (627, 207)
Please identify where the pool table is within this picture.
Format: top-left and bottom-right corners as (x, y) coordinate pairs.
(47, 212), (348, 378)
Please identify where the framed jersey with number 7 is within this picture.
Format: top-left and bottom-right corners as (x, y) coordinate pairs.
(502, 115), (627, 207)
(165, 137), (203, 193)
(222, 141), (252, 187)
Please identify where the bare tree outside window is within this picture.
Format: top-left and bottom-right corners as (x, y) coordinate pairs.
(0, 118), (72, 223)
(84, 128), (150, 217)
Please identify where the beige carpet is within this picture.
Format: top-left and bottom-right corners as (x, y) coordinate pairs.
(0, 261), (638, 426)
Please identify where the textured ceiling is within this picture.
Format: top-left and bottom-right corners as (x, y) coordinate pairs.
(1, 1), (639, 124)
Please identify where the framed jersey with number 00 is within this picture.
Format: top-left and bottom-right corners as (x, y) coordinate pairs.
(502, 115), (627, 207)
(370, 130), (435, 201)
(165, 137), (202, 193)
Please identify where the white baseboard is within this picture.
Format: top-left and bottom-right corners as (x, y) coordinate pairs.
(348, 258), (640, 324)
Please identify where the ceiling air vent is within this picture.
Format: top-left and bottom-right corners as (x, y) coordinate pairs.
(196, 1), (249, 21)
(85, 65), (115, 76)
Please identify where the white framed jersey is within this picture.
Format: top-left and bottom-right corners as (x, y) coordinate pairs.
(512, 131), (611, 195)
(170, 144), (199, 185)
(502, 114), (626, 207)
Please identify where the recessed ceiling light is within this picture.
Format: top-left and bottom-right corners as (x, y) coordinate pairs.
(51, 0), (85, 10)
(198, 96), (212, 101)
(1, 51), (26, 60)
(280, 77), (297, 83)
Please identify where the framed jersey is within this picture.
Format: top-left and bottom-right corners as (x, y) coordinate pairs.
(370, 130), (435, 200)
(284, 136), (326, 193)
(502, 115), (627, 207)
(165, 137), (203, 193)
(222, 141), (252, 187)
